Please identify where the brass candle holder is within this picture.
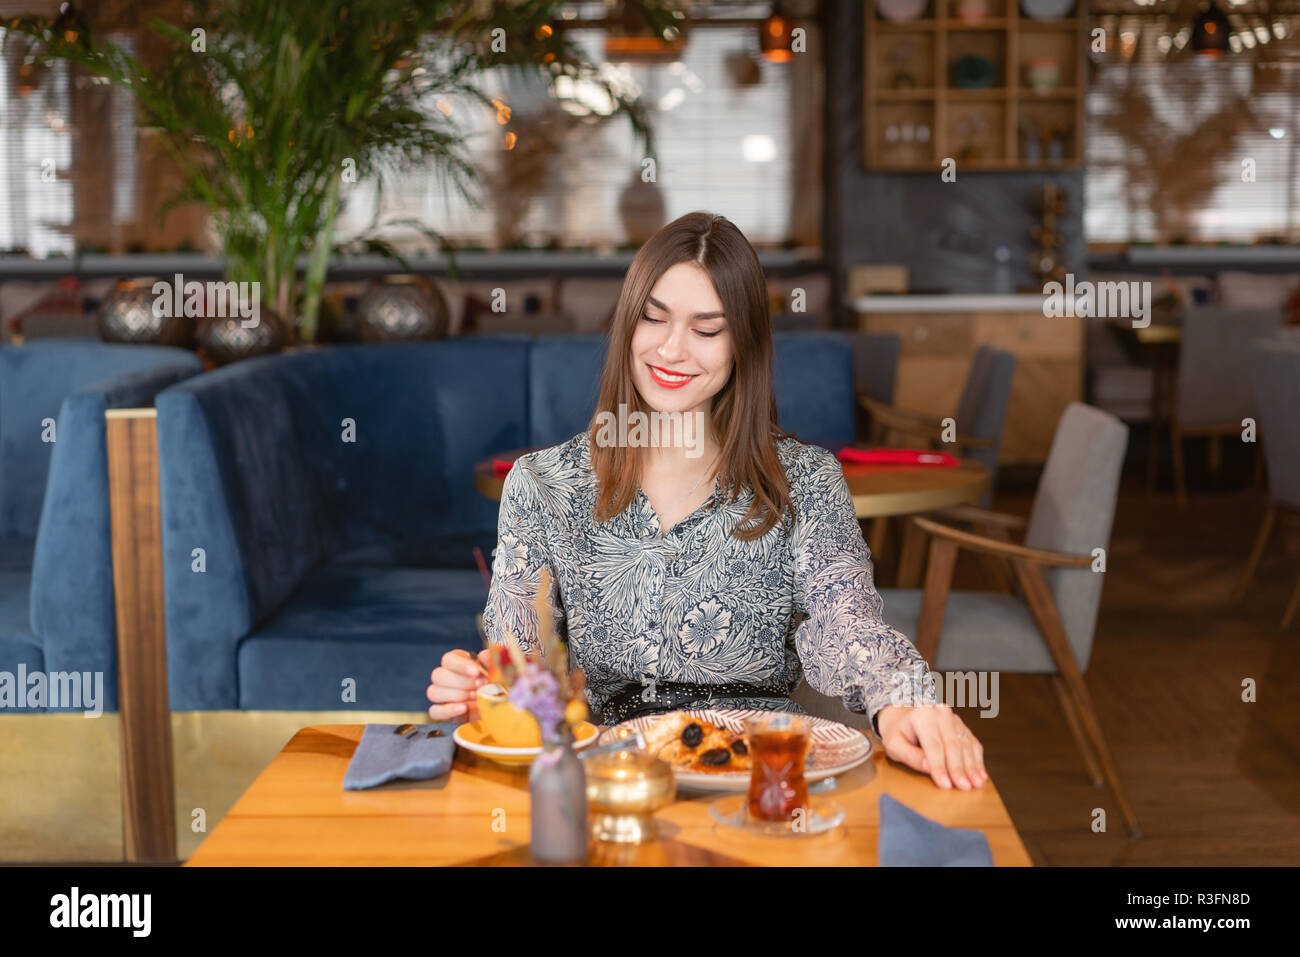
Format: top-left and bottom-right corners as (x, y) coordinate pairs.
(584, 746), (675, 844)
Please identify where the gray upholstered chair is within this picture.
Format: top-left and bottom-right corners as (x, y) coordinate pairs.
(1236, 340), (1300, 627)
(792, 403), (1140, 838)
(849, 331), (900, 445)
(1172, 307), (1285, 509)
(858, 344), (1015, 507)
(849, 331), (901, 407)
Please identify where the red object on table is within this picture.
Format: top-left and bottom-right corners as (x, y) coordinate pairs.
(493, 458), (515, 476)
(835, 447), (960, 468)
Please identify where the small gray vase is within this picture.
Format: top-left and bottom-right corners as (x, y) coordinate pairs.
(529, 730), (588, 865)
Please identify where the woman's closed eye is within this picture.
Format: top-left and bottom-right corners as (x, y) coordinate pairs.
(641, 315), (722, 338)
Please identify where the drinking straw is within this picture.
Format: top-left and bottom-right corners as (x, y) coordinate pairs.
(472, 546), (491, 588)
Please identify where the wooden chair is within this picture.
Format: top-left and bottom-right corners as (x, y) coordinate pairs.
(1236, 341), (1300, 628)
(859, 344), (1015, 507)
(1171, 308), (1283, 510)
(849, 331), (901, 409)
(796, 404), (1140, 839)
(860, 344), (1016, 588)
(902, 404), (1136, 837)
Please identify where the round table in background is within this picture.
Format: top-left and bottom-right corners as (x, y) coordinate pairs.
(474, 448), (533, 502)
(841, 456), (990, 587)
(839, 457), (989, 520)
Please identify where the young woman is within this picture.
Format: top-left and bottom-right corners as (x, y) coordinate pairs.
(428, 212), (986, 791)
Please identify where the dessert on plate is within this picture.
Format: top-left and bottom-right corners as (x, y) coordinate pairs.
(641, 711), (751, 774)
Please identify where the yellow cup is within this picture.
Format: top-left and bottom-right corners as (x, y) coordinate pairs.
(476, 684), (542, 748)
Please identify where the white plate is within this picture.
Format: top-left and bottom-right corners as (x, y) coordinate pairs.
(597, 708), (872, 793)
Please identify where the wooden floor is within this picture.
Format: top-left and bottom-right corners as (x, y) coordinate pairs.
(943, 459), (1300, 865)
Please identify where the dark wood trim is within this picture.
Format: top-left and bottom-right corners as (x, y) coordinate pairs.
(106, 408), (177, 863)
(1235, 499), (1279, 601)
(933, 504), (1027, 530)
(1050, 674), (1104, 788)
(911, 515), (1093, 568)
(896, 516), (927, 589)
(1172, 422), (1256, 510)
(1012, 557), (1141, 840)
(915, 536), (958, 663)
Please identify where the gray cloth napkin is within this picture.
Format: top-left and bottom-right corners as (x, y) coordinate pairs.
(342, 723), (460, 790)
(877, 793), (994, 867)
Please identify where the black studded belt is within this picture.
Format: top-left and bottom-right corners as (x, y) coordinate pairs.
(599, 678), (792, 725)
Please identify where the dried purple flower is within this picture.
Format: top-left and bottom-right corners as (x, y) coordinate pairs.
(508, 660), (567, 743)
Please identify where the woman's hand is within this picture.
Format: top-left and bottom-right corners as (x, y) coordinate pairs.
(875, 703), (987, 790)
(427, 649), (491, 722)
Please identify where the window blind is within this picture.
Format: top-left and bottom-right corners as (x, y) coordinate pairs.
(333, 23), (813, 250)
(1086, 16), (1300, 243)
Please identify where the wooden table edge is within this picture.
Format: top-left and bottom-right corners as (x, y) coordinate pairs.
(186, 724), (1033, 868)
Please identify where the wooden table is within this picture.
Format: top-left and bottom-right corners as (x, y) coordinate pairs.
(840, 457), (989, 520)
(473, 448), (530, 502)
(185, 724), (1032, 866)
(475, 449), (990, 520)
(841, 457), (989, 588)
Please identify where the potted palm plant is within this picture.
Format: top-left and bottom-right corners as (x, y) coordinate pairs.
(6, 0), (674, 355)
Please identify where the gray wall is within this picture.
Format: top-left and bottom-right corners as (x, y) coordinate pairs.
(824, 0), (1086, 321)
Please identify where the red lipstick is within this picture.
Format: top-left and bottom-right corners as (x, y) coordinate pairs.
(647, 363), (697, 389)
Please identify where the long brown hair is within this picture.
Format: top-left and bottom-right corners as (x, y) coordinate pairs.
(589, 211), (795, 541)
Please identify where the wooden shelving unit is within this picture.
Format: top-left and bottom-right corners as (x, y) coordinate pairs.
(864, 0), (1087, 170)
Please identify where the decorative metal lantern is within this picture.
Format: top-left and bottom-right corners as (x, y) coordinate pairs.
(197, 310), (286, 365)
(97, 277), (194, 347)
(759, 11), (794, 63)
(1191, 0), (1232, 57)
(357, 275), (449, 342)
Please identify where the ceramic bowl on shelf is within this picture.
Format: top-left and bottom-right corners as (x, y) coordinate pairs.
(1020, 0), (1075, 21)
(951, 54), (996, 90)
(1026, 56), (1061, 92)
(876, 0), (928, 23)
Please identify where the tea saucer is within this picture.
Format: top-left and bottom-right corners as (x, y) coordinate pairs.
(453, 720), (599, 767)
(708, 795), (845, 838)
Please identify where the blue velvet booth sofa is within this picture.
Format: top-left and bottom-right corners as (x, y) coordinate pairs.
(0, 340), (203, 861)
(151, 332), (857, 855)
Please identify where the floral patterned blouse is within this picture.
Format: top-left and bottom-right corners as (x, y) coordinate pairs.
(480, 431), (930, 731)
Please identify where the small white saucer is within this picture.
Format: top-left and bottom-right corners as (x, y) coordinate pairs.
(708, 794), (846, 838)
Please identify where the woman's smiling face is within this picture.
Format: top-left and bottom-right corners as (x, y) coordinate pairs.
(630, 261), (734, 416)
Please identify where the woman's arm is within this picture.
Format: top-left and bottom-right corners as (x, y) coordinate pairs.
(788, 447), (987, 790)
(788, 448), (935, 731)
(480, 458), (566, 654)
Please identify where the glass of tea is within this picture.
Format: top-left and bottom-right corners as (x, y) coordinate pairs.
(743, 712), (811, 825)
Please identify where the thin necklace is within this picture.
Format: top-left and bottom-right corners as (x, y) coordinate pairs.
(681, 450), (721, 504)
(642, 450), (721, 535)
